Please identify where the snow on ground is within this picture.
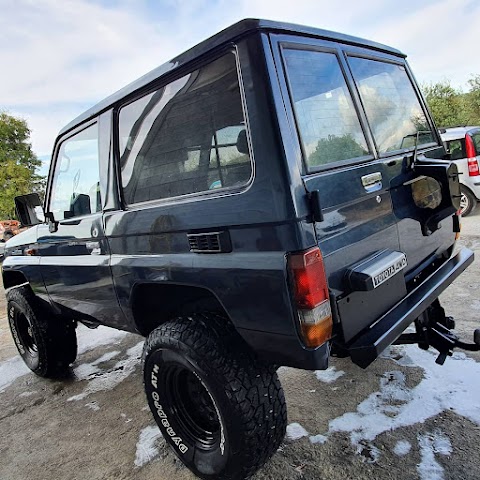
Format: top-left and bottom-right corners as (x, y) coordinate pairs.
(286, 423), (309, 440)
(73, 350), (121, 380)
(393, 440), (412, 456)
(0, 356), (30, 393)
(75, 325), (129, 355)
(0, 324), (131, 394)
(134, 425), (164, 468)
(314, 366), (345, 383)
(68, 341), (143, 402)
(417, 431), (452, 480)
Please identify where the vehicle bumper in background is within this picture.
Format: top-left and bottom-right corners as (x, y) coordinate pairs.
(348, 247), (474, 368)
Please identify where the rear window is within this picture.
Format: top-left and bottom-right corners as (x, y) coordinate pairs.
(282, 48), (370, 171)
(347, 57), (435, 154)
(447, 139), (465, 160)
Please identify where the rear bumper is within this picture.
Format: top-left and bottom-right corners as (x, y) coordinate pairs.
(348, 247), (474, 368)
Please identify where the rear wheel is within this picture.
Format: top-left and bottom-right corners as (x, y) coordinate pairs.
(143, 314), (287, 480)
(7, 286), (77, 377)
(459, 186), (477, 216)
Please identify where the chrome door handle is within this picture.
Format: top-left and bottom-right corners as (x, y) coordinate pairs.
(361, 172), (382, 193)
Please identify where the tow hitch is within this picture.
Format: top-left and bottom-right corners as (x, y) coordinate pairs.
(394, 302), (480, 365)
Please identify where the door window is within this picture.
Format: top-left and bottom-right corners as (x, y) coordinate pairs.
(282, 48), (370, 170)
(471, 132), (480, 155)
(347, 57), (435, 154)
(118, 52), (251, 204)
(49, 124), (101, 220)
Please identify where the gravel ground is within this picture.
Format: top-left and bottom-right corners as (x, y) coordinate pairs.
(0, 213), (479, 480)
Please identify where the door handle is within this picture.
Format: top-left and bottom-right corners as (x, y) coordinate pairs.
(361, 172), (382, 193)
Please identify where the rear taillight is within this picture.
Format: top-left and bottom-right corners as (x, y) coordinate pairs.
(466, 135), (479, 176)
(288, 247), (332, 348)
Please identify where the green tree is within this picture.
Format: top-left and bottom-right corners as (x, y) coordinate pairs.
(0, 112), (43, 219)
(422, 80), (468, 128)
(464, 74), (480, 125)
(308, 134), (367, 167)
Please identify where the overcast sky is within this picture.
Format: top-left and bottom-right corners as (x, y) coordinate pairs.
(1, 0), (479, 162)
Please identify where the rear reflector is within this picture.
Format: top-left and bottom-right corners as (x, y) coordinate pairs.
(466, 135), (479, 176)
(288, 247), (332, 348)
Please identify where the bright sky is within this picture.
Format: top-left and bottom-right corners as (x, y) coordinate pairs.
(1, 0), (479, 166)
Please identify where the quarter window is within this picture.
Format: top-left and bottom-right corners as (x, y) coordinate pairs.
(50, 124), (101, 221)
(283, 48), (370, 170)
(471, 133), (480, 155)
(118, 52), (251, 204)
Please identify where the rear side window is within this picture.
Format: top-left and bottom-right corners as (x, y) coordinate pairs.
(118, 52), (251, 204)
(282, 48), (369, 170)
(347, 57), (435, 154)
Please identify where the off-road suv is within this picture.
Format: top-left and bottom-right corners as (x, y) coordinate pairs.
(3, 19), (480, 480)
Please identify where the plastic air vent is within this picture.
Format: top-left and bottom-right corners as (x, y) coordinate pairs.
(187, 231), (231, 253)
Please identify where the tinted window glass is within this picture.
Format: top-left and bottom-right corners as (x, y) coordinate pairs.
(447, 139), (465, 160)
(119, 53), (251, 204)
(471, 133), (480, 155)
(283, 49), (369, 170)
(348, 57), (435, 153)
(50, 124), (101, 220)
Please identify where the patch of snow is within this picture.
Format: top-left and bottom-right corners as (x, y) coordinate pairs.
(68, 341), (143, 402)
(314, 366), (345, 383)
(85, 401), (100, 411)
(309, 434), (327, 445)
(76, 324), (130, 355)
(73, 350), (121, 380)
(121, 412), (132, 423)
(306, 345), (480, 464)
(19, 390), (37, 398)
(417, 431), (452, 480)
(394, 440), (412, 456)
(134, 425), (164, 467)
(286, 422), (309, 440)
(0, 356), (30, 393)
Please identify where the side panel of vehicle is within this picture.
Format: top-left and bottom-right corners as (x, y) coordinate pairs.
(104, 35), (313, 348)
(38, 113), (127, 328)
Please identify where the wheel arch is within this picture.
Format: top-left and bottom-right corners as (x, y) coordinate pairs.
(2, 269), (30, 290)
(131, 282), (231, 336)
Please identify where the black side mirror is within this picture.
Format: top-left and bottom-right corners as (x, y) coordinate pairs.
(14, 193), (43, 227)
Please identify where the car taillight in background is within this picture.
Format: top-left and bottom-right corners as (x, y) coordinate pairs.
(466, 134), (479, 176)
(288, 247), (332, 348)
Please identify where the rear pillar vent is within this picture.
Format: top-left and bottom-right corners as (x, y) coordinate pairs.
(187, 231), (231, 253)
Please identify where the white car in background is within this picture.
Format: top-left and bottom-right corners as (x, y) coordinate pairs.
(440, 126), (480, 216)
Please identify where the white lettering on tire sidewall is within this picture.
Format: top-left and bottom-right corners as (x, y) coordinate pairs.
(8, 305), (26, 355)
(150, 366), (189, 455)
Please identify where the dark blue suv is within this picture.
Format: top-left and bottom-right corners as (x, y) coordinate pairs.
(3, 19), (479, 480)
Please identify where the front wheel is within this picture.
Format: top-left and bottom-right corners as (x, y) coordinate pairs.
(143, 314), (287, 480)
(459, 186), (477, 216)
(7, 286), (77, 377)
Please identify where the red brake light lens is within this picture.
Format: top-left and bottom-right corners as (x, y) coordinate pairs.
(466, 135), (479, 176)
(289, 247), (328, 309)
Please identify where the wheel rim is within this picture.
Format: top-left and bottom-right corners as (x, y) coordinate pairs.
(15, 311), (38, 357)
(161, 363), (221, 450)
(460, 193), (469, 215)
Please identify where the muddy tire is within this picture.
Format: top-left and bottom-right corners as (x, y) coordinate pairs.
(7, 286), (77, 377)
(143, 313), (287, 480)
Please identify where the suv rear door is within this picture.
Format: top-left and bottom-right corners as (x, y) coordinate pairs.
(270, 35), (455, 343)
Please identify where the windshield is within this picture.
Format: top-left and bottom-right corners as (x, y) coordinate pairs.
(347, 56), (435, 154)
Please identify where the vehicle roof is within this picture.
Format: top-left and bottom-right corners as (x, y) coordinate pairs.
(439, 126), (480, 141)
(59, 18), (404, 137)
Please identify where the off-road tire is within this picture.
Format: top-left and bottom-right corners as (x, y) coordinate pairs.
(7, 285), (77, 377)
(143, 313), (287, 480)
(459, 185), (477, 217)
